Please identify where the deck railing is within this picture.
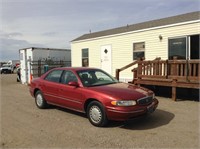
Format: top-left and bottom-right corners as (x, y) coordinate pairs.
(115, 57), (144, 80)
(137, 59), (200, 83)
(116, 57), (200, 101)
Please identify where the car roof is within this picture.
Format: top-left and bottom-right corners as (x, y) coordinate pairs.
(53, 67), (101, 71)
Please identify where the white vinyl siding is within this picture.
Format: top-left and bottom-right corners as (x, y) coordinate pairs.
(71, 22), (200, 81)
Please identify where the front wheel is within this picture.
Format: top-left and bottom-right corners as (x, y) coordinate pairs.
(87, 101), (108, 127)
(35, 90), (48, 109)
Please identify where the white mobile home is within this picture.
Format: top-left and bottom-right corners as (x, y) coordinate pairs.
(71, 11), (200, 82)
(19, 47), (71, 84)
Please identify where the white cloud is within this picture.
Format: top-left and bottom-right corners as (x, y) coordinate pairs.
(1, 0), (200, 61)
(0, 38), (43, 59)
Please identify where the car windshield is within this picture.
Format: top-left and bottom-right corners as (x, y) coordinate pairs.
(77, 69), (119, 87)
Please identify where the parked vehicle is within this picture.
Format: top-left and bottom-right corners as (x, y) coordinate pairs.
(0, 64), (13, 74)
(7, 60), (20, 70)
(29, 67), (158, 127)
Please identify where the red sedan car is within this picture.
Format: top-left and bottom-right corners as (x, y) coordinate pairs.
(30, 67), (158, 127)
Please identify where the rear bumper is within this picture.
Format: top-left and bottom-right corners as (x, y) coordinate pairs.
(106, 98), (159, 121)
(1, 69), (12, 74)
(29, 87), (35, 97)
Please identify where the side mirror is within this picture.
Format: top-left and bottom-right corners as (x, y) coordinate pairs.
(68, 81), (79, 87)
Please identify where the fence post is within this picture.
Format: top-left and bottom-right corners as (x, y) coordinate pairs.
(171, 56), (178, 76)
(172, 86), (176, 101)
(186, 58), (189, 82)
(38, 60), (41, 77)
(60, 60), (64, 67)
(115, 69), (120, 80)
(172, 79), (177, 101)
(133, 68), (137, 79)
(155, 57), (161, 75)
(137, 60), (142, 79)
(166, 60), (169, 78)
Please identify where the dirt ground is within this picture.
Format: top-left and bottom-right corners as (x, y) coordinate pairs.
(0, 74), (199, 148)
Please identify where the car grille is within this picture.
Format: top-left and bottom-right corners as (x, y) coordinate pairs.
(137, 96), (153, 105)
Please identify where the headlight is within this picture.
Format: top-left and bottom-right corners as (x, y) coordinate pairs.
(111, 100), (137, 106)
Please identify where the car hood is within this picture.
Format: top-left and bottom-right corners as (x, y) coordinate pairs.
(89, 83), (151, 100)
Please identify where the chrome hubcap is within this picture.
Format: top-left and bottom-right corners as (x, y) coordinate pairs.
(36, 94), (43, 106)
(89, 106), (102, 124)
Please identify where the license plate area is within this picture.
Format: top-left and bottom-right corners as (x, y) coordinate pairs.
(147, 103), (155, 113)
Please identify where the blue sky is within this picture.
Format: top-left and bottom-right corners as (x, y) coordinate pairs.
(0, 0), (199, 61)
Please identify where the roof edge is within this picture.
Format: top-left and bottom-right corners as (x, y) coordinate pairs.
(19, 47), (71, 51)
(71, 11), (200, 42)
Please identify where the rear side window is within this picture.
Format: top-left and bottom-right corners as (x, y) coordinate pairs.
(44, 70), (63, 83)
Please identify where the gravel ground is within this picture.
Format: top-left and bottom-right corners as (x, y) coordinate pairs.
(0, 74), (199, 148)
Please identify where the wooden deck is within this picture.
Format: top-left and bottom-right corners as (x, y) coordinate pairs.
(116, 58), (200, 101)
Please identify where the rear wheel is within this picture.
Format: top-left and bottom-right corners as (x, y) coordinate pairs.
(87, 101), (108, 127)
(35, 90), (48, 109)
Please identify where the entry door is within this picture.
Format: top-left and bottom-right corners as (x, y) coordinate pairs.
(101, 45), (112, 74)
(190, 35), (199, 59)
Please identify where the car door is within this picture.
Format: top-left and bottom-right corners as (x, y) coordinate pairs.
(58, 70), (84, 111)
(41, 69), (63, 104)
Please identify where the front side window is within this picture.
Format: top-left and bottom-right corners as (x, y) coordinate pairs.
(82, 48), (89, 67)
(77, 69), (118, 87)
(44, 70), (63, 83)
(60, 71), (78, 84)
(133, 42), (145, 60)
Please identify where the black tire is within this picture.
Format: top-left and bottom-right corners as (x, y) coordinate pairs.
(35, 90), (48, 109)
(87, 101), (108, 127)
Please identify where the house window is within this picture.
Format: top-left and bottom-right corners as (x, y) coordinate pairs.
(133, 42), (145, 60)
(169, 35), (200, 60)
(82, 48), (89, 67)
(169, 37), (186, 60)
(60, 70), (78, 84)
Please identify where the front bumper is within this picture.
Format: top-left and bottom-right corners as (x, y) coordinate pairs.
(106, 98), (159, 121)
(1, 69), (12, 74)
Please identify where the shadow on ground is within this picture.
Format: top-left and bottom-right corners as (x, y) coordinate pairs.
(50, 106), (174, 130)
(106, 109), (174, 130)
(120, 109), (174, 130)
